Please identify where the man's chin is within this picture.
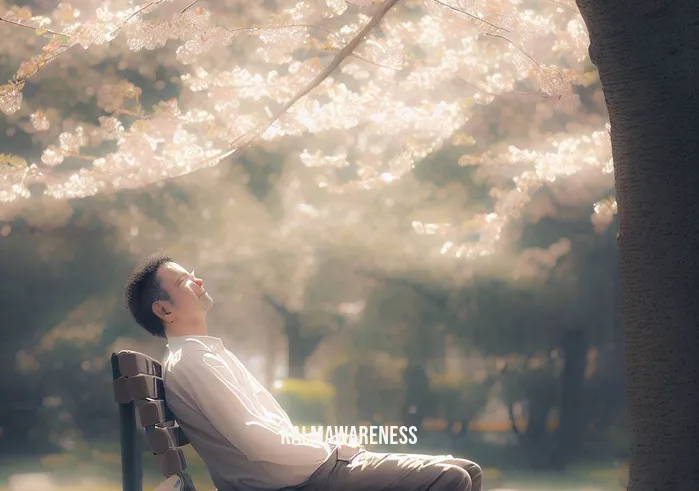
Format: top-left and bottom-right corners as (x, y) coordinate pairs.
(201, 293), (214, 308)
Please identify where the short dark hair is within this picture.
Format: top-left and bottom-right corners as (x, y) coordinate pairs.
(124, 252), (173, 338)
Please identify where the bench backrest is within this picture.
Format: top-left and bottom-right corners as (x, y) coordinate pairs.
(111, 350), (197, 491)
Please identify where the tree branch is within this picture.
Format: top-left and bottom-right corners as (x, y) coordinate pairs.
(432, 0), (512, 33)
(227, 0), (401, 150)
(181, 0), (201, 14)
(262, 294), (295, 321)
(0, 17), (68, 37)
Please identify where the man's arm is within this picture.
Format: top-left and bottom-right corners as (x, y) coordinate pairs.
(171, 353), (330, 465)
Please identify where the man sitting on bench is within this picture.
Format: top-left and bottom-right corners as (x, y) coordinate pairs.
(124, 253), (482, 491)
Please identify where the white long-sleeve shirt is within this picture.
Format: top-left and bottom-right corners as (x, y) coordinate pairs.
(162, 336), (332, 491)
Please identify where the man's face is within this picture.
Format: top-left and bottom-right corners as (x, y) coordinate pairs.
(153, 262), (213, 323)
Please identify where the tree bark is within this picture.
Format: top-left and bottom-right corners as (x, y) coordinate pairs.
(575, 2), (699, 489)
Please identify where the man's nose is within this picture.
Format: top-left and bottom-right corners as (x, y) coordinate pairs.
(194, 277), (204, 287)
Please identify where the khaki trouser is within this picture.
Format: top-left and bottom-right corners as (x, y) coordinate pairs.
(285, 448), (483, 491)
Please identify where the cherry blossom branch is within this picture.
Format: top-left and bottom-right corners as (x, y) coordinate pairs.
(431, 0), (558, 90)
(217, 22), (403, 69)
(3, 0), (172, 88)
(351, 53), (403, 70)
(457, 76), (557, 100)
(432, 0), (512, 33)
(0, 16), (76, 86)
(227, 0), (402, 151)
(182, 0), (201, 14)
(218, 22), (338, 40)
(483, 32), (558, 94)
(0, 16), (70, 37)
(113, 0), (169, 34)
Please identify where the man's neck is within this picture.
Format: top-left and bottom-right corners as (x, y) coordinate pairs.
(166, 320), (208, 338)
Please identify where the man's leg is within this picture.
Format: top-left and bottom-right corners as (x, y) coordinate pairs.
(320, 451), (477, 491)
(439, 458), (482, 491)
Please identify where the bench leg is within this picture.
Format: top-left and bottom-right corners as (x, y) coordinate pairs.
(118, 400), (143, 491)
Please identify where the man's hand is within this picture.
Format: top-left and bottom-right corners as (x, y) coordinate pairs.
(336, 442), (364, 461)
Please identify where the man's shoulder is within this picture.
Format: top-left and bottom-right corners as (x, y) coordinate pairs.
(165, 338), (216, 364)
(179, 337), (220, 354)
(166, 348), (210, 373)
(164, 340), (225, 379)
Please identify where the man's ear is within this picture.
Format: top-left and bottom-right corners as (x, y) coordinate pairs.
(152, 300), (172, 322)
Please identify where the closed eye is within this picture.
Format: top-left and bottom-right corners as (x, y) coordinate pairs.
(175, 270), (196, 287)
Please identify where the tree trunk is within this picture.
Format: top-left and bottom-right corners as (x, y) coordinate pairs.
(523, 381), (554, 466)
(575, 2), (699, 489)
(285, 315), (321, 379)
(553, 328), (588, 469)
(402, 363), (430, 429)
(263, 295), (324, 380)
(264, 326), (278, 387)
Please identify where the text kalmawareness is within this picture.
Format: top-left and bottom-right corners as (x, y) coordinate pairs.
(281, 426), (419, 446)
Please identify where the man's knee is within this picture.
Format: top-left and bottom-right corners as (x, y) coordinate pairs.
(442, 459), (482, 490)
(430, 465), (472, 491)
(464, 461), (482, 482)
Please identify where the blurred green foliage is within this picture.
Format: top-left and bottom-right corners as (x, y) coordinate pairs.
(272, 378), (337, 425)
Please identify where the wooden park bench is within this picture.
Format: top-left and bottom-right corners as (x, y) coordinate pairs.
(111, 350), (199, 491)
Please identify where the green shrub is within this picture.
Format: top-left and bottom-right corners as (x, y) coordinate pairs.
(272, 378), (337, 425)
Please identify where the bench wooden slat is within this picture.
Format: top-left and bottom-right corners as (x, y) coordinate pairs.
(157, 448), (187, 478)
(113, 374), (165, 403)
(138, 399), (176, 427)
(146, 425), (190, 455)
(115, 350), (163, 378)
